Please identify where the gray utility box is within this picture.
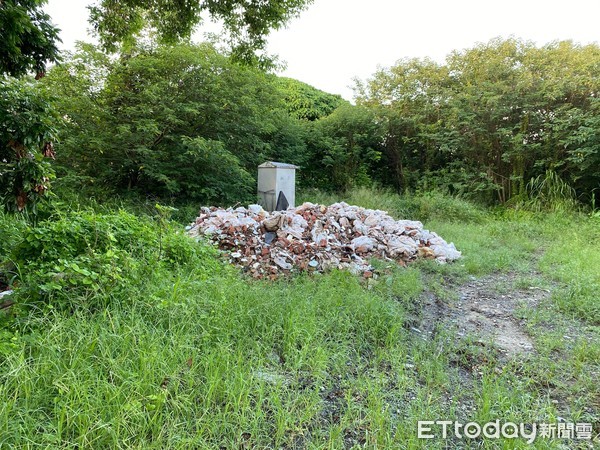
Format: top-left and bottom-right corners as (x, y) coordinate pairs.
(257, 161), (299, 211)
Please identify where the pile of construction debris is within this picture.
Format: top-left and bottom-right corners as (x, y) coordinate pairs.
(188, 202), (461, 279)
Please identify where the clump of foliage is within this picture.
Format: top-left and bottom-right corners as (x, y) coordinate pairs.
(0, 211), (27, 289)
(357, 38), (600, 207)
(0, 0), (60, 78)
(0, 77), (59, 214)
(0, 1), (61, 217)
(276, 77), (346, 121)
(8, 209), (219, 311)
(0, 0), (312, 78)
(88, 0), (313, 66)
(303, 105), (382, 191)
(44, 43), (307, 204)
(522, 170), (578, 213)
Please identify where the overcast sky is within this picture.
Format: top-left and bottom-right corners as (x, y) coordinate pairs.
(44, 0), (600, 100)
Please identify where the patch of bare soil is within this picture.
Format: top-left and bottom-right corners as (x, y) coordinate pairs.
(405, 272), (554, 422)
(448, 273), (551, 358)
(417, 273), (551, 358)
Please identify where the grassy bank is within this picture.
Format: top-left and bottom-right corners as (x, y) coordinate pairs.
(1, 189), (598, 448)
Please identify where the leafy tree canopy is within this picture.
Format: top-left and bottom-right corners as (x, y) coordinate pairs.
(43, 43), (307, 204)
(0, 0), (60, 77)
(0, 78), (59, 212)
(88, 0), (313, 64)
(304, 104), (382, 191)
(1, 0), (313, 77)
(357, 38), (600, 205)
(276, 77), (346, 121)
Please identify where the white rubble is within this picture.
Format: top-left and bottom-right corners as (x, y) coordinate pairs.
(188, 202), (461, 279)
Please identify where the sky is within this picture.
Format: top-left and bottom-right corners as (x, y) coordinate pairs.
(44, 0), (600, 100)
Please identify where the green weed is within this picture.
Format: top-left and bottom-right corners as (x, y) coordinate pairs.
(1, 188), (598, 448)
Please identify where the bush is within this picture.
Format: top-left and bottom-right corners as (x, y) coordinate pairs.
(0, 211), (28, 289)
(9, 209), (219, 311)
(0, 78), (60, 214)
(0, 212), (27, 263)
(13, 210), (156, 265)
(524, 170), (578, 213)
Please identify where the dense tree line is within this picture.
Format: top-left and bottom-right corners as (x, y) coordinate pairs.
(42, 43), (351, 204)
(357, 38), (600, 205)
(0, 0), (313, 213)
(3, 36), (599, 210)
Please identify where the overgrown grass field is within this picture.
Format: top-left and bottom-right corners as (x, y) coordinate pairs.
(1, 189), (598, 448)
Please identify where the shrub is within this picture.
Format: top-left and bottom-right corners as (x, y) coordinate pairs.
(0, 78), (60, 214)
(9, 209), (219, 311)
(0, 211), (27, 263)
(514, 170), (579, 213)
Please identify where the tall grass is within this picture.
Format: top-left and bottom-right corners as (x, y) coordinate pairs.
(1, 187), (599, 448)
(538, 217), (600, 323)
(520, 170), (578, 213)
(0, 268), (420, 448)
(299, 186), (487, 224)
(0, 211), (28, 289)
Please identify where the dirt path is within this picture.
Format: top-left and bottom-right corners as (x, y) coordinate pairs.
(451, 274), (550, 357)
(420, 272), (552, 359)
